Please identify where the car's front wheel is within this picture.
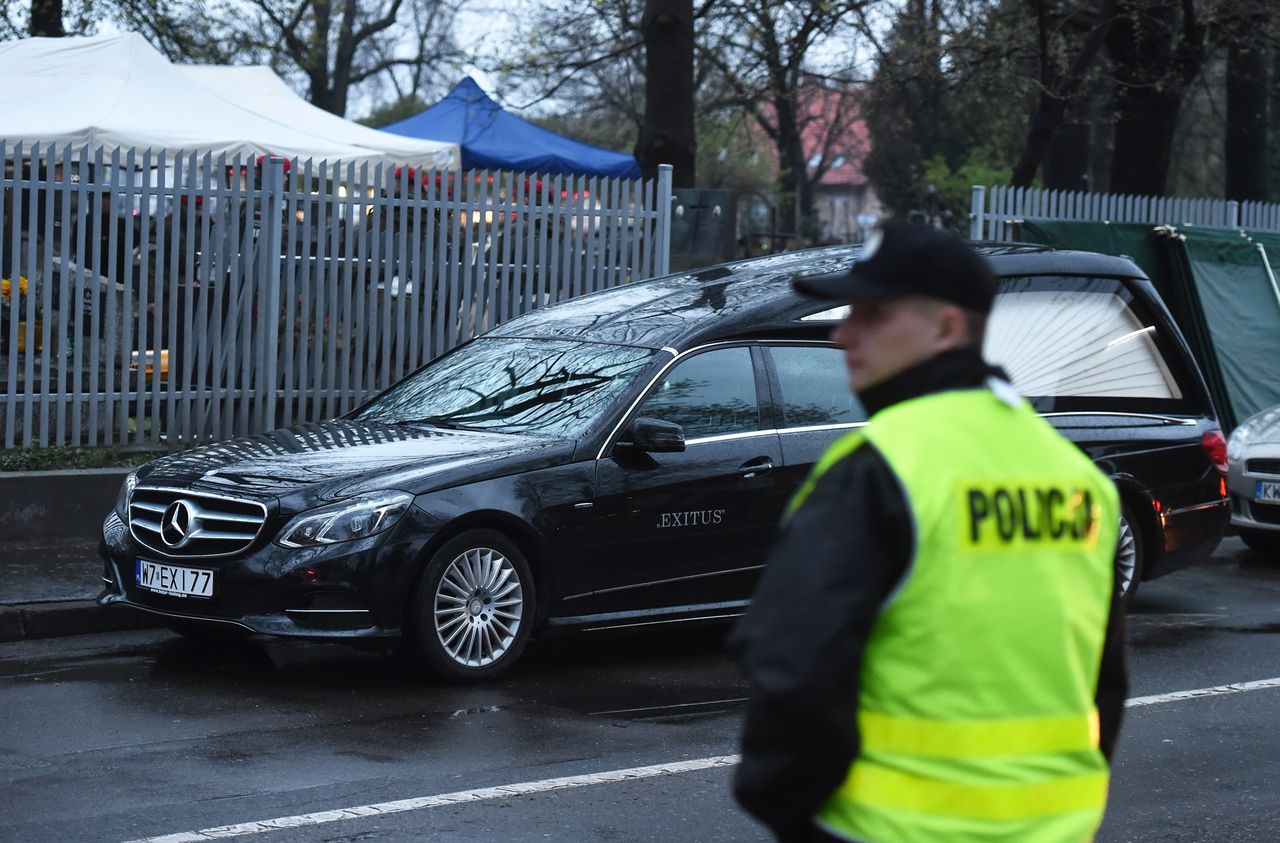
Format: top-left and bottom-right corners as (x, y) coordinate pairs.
(408, 529), (534, 682)
(1116, 505), (1144, 605)
(1239, 527), (1280, 554)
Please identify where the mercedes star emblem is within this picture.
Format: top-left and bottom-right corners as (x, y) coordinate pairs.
(160, 500), (197, 547)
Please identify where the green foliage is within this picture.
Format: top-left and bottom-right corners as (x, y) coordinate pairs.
(0, 447), (162, 473)
(920, 153), (1016, 227)
(359, 94), (431, 129)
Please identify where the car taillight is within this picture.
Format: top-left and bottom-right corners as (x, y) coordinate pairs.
(1201, 429), (1228, 474)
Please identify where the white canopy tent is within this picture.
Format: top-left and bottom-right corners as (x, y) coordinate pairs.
(0, 33), (456, 168)
(181, 65), (457, 169)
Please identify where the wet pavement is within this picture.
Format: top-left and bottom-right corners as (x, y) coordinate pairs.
(1, 537), (1279, 842)
(1, 536), (103, 604)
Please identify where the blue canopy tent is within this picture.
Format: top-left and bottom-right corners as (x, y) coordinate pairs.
(383, 77), (641, 179)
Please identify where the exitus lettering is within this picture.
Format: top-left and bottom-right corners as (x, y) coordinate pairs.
(656, 509), (726, 528)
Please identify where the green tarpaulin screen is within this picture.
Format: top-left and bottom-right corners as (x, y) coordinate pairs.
(1014, 220), (1169, 293)
(1179, 229), (1280, 428)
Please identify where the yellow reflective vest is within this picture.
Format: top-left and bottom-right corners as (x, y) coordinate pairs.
(800, 387), (1120, 843)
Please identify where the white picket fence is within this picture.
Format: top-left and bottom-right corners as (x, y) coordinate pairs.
(970, 185), (1280, 242)
(1, 143), (672, 450)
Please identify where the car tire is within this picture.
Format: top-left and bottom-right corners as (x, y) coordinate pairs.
(1116, 504), (1145, 606)
(408, 529), (535, 683)
(1239, 527), (1280, 554)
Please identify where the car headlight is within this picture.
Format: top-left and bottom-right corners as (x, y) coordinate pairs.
(115, 470), (138, 518)
(277, 491), (414, 548)
(1228, 426), (1249, 463)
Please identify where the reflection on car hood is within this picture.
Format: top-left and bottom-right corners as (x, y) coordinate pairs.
(136, 419), (569, 502)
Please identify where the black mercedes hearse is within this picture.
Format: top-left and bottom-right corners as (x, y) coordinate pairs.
(99, 243), (1229, 680)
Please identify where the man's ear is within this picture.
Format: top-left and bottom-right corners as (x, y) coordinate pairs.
(934, 304), (970, 350)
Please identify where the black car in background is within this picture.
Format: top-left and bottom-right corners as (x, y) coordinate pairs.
(99, 243), (1230, 680)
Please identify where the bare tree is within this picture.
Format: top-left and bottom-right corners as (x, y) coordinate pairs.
(492, 0), (869, 238)
(108, 0), (461, 117)
(1009, 0), (1116, 188)
(491, 1), (649, 126)
(0, 0), (98, 38)
(637, 0), (697, 186)
(373, 0), (462, 104)
(697, 0), (871, 241)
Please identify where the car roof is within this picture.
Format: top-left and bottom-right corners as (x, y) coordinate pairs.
(491, 242), (1150, 351)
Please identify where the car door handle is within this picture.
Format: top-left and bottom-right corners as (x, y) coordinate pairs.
(738, 458), (774, 479)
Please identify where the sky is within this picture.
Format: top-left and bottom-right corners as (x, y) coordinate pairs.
(75, 3), (513, 121)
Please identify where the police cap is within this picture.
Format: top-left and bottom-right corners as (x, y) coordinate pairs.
(794, 221), (998, 313)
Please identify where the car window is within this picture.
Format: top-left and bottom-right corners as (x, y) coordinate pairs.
(770, 345), (866, 427)
(353, 337), (656, 438)
(985, 278), (1184, 405)
(638, 347), (760, 438)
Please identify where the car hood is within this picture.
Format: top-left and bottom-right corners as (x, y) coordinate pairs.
(136, 419), (573, 507)
(1235, 406), (1280, 446)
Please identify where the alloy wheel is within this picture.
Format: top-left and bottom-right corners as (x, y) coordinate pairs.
(433, 547), (524, 668)
(1116, 514), (1138, 599)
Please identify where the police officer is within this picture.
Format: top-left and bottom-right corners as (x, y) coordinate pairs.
(730, 222), (1128, 843)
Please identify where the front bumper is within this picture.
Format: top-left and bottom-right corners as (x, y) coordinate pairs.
(1229, 495), (1280, 533)
(1227, 452), (1280, 533)
(97, 508), (437, 639)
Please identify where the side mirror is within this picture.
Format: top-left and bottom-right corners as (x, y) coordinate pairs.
(622, 417), (686, 453)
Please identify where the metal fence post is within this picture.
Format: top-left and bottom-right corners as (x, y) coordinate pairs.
(259, 158), (285, 433)
(656, 164), (673, 277)
(970, 185), (986, 241)
(1228, 200), (1240, 229)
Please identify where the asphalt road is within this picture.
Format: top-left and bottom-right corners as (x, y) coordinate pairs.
(3, 536), (1280, 843)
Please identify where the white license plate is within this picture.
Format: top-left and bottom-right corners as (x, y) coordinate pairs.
(136, 559), (214, 599)
(1254, 481), (1280, 504)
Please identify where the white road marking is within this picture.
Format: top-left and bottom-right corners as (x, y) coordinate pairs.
(125, 676), (1280, 843)
(1126, 676), (1280, 708)
(590, 697), (749, 716)
(123, 755), (741, 843)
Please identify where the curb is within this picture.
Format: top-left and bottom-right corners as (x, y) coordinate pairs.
(0, 600), (163, 643)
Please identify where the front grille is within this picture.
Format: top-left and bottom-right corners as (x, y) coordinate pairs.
(1247, 458), (1280, 476)
(1248, 501), (1280, 525)
(129, 487), (267, 558)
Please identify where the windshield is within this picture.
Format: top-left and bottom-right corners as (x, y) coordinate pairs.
(353, 337), (656, 438)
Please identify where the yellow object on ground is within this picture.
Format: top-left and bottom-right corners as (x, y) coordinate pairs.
(1, 276), (29, 302)
(130, 349), (170, 381)
(15, 320), (42, 353)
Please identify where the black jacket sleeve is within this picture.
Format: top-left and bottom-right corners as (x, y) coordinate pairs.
(727, 443), (913, 842)
(1095, 562), (1129, 761)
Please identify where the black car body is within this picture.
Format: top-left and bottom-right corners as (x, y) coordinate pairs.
(99, 243), (1230, 679)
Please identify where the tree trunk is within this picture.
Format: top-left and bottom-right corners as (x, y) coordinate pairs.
(1224, 25), (1268, 201)
(772, 94), (810, 242)
(1270, 50), (1280, 201)
(1043, 123), (1091, 191)
(1010, 0), (1115, 188)
(637, 0), (696, 186)
(1110, 90), (1183, 195)
(29, 0), (65, 36)
(1106, 0), (1204, 196)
